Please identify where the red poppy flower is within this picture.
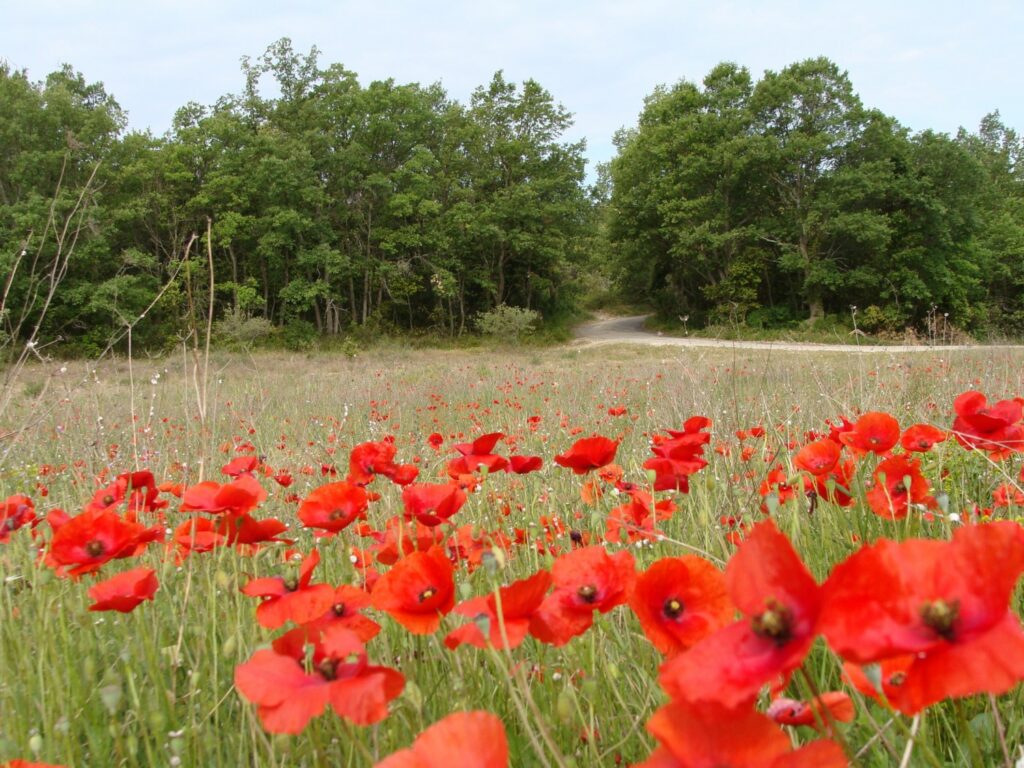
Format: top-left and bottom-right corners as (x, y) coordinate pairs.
(46, 509), (163, 577)
(348, 439), (399, 485)
(952, 391), (1024, 458)
(628, 556), (734, 656)
(172, 518), (225, 556)
(643, 422), (711, 492)
(445, 524), (514, 572)
(509, 454), (542, 474)
(0, 494), (35, 542)
(605, 490), (675, 544)
(374, 710), (509, 768)
(2, 761), (69, 768)
(86, 470), (167, 516)
(234, 625), (404, 733)
(900, 423), (947, 453)
(402, 483), (467, 527)
(820, 521), (1024, 713)
(348, 439), (419, 486)
(180, 474), (267, 516)
(554, 436), (619, 474)
(838, 411), (900, 456)
(297, 481), (369, 533)
(299, 584), (382, 643)
(793, 439), (841, 475)
(87, 567), (159, 612)
(993, 483), (1024, 507)
(529, 545), (635, 646)
(805, 458), (856, 509)
(864, 454), (936, 520)
(634, 700), (847, 768)
(218, 513), (293, 547)
(766, 691), (854, 729)
(241, 549), (336, 629)
(449, 432), (509, 474)
(370, 518), (446, 565)
(825, 415), (856, 443)
(371, 547), (456, 634)
(659, 521), (822, 709)
(841, 655), (914, 705)
(445, 570), (551, 650)
(758, 467), (796, 513)
(221, 455), (260, 477)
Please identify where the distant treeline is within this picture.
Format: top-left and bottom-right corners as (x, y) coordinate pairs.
(605, 59), (1024, 335)
(1, 43), (1021, 355)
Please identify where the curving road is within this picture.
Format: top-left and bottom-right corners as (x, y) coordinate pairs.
(574, 315), (1023, 354)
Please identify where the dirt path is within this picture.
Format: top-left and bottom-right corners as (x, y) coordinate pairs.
(573, 315), (1023, 354)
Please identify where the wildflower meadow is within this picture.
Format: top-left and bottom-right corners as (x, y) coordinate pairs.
(2, 344), (1024, 767)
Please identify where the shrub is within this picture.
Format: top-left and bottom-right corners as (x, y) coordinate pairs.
(280, 319), (318, 351)
(474, 304), (541, 344)
(214, 311), (275, 350)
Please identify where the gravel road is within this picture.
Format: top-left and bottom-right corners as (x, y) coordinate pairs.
(573, 315), (1022, 354)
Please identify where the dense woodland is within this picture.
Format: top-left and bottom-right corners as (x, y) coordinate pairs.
(1, 40), (1022, 355)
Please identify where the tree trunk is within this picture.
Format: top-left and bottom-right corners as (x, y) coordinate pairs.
(800, 235), (824, 322)
(458, 278), (466, 335)
(348, 276), (357, 325)
(361, 268), (369, 324)
(496, 245), (506, 306)
(260, 260), (270, 316)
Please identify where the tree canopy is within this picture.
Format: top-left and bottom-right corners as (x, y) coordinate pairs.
(1, 47), (1022, 355)
(607, 58), (1024, 334)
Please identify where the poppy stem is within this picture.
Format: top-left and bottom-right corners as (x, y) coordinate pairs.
(897, 715), (921, 768)
(797, 667), (857, 764)
(988, 693), (1012, 768)
(888, 711), (944, 768)
(954, 699), (985, 768)
(483, 642), (557, 768)
(344, 721), (376, 763)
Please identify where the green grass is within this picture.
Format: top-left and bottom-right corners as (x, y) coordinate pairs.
(1, 345), (1023, 766)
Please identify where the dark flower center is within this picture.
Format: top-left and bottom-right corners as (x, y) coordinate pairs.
(283, 576), (299, 592)
(889, 672), (907, 687)
(419, 587), (437, 602)
(921, 599), (959, 640)
(328, 508), (346, 521)
(85, 540), (106, 557)
(317, 659), (337, 680)
(332, 602), (347, 616)
(102, 494), (115, 506)
(752, 600), (793, 645)
(662, 597), (684, 620)
(577, 584), (598, 603)
(569, 530), (583, 545)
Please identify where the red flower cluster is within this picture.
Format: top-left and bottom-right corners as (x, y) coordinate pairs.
(235, 625), (404, 733)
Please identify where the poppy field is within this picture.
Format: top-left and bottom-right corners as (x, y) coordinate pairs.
(2, 344), (1024, 767)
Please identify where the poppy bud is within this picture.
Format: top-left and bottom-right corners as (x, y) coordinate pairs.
(556, 689), (574, 723)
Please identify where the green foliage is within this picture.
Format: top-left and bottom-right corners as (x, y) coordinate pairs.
(279, 319), (318, 351)
(0, 40), (592, 355)
(1, 46), (1022, 351)
(607, 57), (1024, 337)
(213, 310), (276, 350)
(857, 305), (904, 334)
(474, 303), (541, 343)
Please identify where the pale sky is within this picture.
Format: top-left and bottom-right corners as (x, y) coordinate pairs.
(3, 0), (1021, 177)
